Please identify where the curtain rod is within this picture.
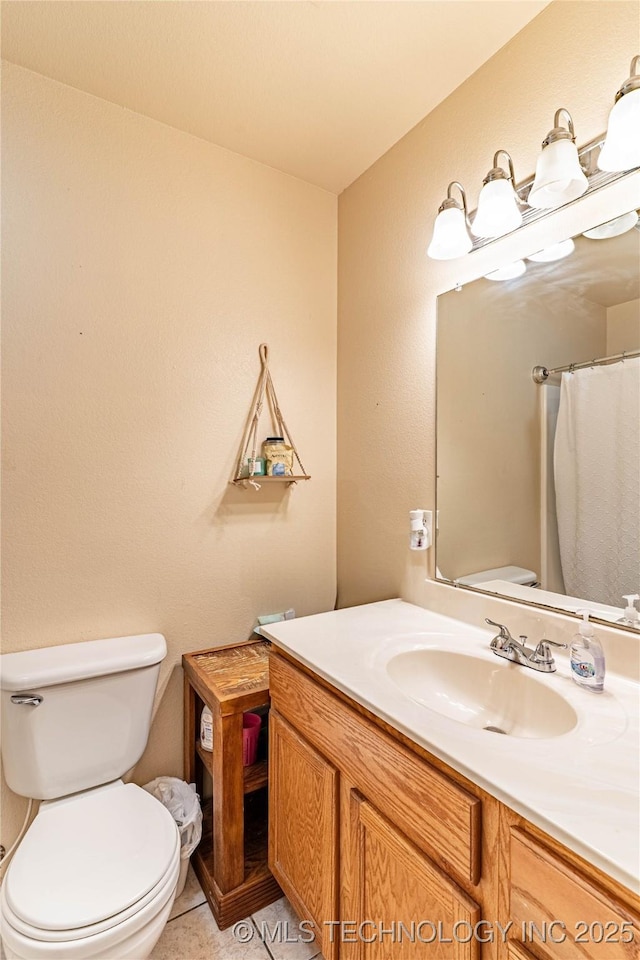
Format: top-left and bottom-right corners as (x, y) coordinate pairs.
(532, 349), (640, 383)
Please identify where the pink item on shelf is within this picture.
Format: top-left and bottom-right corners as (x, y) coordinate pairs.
(242, 712), (262, 766)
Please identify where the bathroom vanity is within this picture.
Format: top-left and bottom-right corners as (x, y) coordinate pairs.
(264, 600), (640, 960)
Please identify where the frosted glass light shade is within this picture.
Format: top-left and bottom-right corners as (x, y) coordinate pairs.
(427, 207), (472, 260)
(583, 210), (639, 239)
(598, 88), (640, 171)
(484, 260), (526, 282)
(527, 238), (575, 262)
(528, 139), (588, 209)
(471, 178), (523, 239)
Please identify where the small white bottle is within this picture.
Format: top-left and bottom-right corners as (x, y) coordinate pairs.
(569, 611), (605, 693)
(409, 510), (428, 551)
(200, 705), (213, 751)
(618, 594), (640, 627)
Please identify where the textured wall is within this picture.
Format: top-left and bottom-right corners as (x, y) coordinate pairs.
(1, 62), (337, 843)
(607, 299), (640, 353)
(337, 1), (640, 608)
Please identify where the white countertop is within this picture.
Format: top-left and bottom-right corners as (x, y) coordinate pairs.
(263, 599), (640, 894)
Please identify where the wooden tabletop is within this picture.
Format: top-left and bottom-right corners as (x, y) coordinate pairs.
(183, 639), (270, 713)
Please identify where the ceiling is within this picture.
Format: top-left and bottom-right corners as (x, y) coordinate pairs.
(1, 0), (550, 193)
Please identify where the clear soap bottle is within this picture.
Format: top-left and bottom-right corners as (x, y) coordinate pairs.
(569, 611), (605, 693)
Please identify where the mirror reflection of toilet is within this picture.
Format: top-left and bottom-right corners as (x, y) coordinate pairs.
(0, 633), (180, 960)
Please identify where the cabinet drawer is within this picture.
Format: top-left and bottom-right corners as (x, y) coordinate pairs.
(270, 652), (481, 885)
(509, 828), (640, 960)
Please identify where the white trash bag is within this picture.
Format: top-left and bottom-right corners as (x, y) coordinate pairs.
(143, 777), (203, 897)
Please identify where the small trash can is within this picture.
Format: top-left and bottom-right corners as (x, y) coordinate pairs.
(143, 777), (203, 897)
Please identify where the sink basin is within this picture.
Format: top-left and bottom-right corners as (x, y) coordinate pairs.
(386, 648), (578, 739)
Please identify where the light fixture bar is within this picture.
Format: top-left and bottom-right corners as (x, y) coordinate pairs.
(468, 135), (633, 252)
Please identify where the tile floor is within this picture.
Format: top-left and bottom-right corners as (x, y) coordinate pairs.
(150, 868), (323, 960)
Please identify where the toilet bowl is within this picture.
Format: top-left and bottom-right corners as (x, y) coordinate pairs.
(0, 632), (181, 960)
(0, 781), (180, 960)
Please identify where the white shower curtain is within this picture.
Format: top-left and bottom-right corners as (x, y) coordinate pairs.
(554, 356), (640, 607)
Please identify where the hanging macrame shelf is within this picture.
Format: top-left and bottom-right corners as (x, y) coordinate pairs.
(231, 343), (311, 490)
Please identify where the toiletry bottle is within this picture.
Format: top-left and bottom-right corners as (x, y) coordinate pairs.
(569, 611), (605, 693)
(618, 594), (640, 627)
(200, 705), (213, 751)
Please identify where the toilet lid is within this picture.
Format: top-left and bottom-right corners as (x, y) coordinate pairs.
(5, 781), (179, 932)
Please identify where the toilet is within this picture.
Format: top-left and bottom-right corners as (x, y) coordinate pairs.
(455, 564), (539, 588)
(0, 633), (181, 960)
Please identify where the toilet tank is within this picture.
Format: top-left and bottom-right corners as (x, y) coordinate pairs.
(0, 633), (166, 800)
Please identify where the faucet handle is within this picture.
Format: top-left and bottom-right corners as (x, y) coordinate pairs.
(485, 618), (514, 647)
(533, 639), (568, 662)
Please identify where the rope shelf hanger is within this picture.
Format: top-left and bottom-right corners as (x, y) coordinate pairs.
(232, 343), (310, 490)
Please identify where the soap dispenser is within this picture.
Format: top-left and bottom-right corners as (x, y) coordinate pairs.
(618, 594), (640, 627)
(569, 611), (605, 693)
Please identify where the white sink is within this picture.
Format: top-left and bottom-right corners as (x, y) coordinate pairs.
(386, 648), (578, 739)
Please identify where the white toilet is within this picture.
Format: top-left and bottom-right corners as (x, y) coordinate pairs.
(0, 633), (181, 960)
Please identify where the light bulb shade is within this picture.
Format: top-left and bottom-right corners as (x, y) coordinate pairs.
(528, 138), (588, 209)
(598, 88), (640, 172)
(583, 210), (639, 239)
(484, 260), (526, 282)
(427, 206), (472, 260)
(527, 238), (575, 263)
(471, 178), (523, 238)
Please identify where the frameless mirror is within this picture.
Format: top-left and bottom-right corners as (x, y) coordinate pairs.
(436, 210), (640, 630)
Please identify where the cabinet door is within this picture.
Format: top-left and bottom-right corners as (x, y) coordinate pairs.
(269, 710), (339, 959)
(509, 828), (640, 960)
(347, 791), (481, 960)
(506, 944), (537, 960)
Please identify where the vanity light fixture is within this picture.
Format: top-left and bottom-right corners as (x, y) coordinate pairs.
(527, 238), (575, 262)
(583, 210), (639, 240)
(471, 150), (523, 239)
(598, 56), (640, 172)
(483, 259), (526, 281)
(528, 109), (588, 209)
(427, 181), (473, 260)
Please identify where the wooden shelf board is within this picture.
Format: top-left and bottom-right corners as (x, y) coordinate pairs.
(244, 759), (269, 794)
(196, 743), (268, 795)
(183, 641), (270, 706)
(231, 475), (310, 487)
(196, 740), (213, 773)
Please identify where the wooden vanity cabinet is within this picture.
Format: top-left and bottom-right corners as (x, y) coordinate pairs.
(268, 649), (640, 960)
(345, 791), (482, 960)
(269, 711), (339, 960)
(505, 826), (640, 960)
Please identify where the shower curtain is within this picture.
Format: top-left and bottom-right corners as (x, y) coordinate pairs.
(554, 357), (640, 607)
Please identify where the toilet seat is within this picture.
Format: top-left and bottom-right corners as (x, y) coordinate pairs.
(0, 859), (179, 960)
(2, 781), (180, 941)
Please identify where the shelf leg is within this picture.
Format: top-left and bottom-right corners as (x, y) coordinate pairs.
(212, 707), (245, 892)
(183, 675), (197, 785)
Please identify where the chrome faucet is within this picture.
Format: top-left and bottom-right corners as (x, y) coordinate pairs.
(485, 619), (567, 673)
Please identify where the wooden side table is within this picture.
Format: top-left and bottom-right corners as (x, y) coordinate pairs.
(182, 639), (281, 928)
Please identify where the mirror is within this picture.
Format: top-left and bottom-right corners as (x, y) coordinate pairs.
(436, 210), (640, 630)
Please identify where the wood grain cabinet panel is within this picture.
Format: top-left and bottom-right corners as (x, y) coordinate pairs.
(270, 652), (481, 886)
(347, 791), (481, 960)
(506, 943), (537, 960)
(509, 828), (640, 960)
(268, 710), (339, 960)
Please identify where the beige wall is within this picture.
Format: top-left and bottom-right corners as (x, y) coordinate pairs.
(337, 0), (640, 608)
(1, 63), (337, 843)
(436, 280), (605, 582)
(607, 298), (640, 354)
